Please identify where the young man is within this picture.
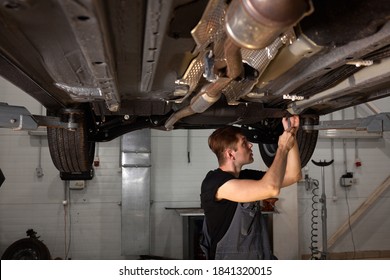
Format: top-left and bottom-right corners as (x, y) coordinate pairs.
(200, 116), (301, 259)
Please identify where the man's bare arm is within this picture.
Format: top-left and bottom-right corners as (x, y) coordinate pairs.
(216, 129), (296, 203)
(281, 138), (302, 188)
(281, 115), (302, 187)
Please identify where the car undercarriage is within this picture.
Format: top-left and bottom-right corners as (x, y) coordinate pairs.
(1, 0), (390, 179)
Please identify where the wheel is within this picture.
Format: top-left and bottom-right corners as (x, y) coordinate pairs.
(1, 238), (51, 260)
(258, 117), (319, 168)
(259, 142), (278, 167)
(47, 108), (95, 179)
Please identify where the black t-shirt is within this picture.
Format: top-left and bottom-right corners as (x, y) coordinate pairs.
(200, 168), (265, 259)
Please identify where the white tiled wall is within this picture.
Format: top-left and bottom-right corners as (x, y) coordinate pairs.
(0, 77), (389, 259)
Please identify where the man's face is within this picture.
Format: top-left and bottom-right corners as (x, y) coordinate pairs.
(233, 134), (254, 165)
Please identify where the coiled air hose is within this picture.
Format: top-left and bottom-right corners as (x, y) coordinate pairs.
(309, 178), (320, 259)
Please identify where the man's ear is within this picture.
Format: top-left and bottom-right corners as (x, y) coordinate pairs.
(226, 148), (235, 160)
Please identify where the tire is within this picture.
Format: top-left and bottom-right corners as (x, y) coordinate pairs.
(47, 109), (95, 177)
(259, 121), (319, 168)
(1, 238), (51, 260)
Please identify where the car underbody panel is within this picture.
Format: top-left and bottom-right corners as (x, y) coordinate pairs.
(1, 0), (390, 175)
(1, 0), (390, 125)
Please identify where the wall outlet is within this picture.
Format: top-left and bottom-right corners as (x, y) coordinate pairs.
(340, 172), (354, 187)
(341, 177), (353, 187)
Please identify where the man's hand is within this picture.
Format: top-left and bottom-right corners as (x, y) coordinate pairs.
(282, 115), (300, 132)
(279, 115), (300, 151)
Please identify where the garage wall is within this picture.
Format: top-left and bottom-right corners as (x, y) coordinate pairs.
(0, 83), (123, 259)
(0, 77), (389, 259)
(298, 106), (390, 258)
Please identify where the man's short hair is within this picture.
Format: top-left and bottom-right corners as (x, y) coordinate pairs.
(208, 126), (243, 165)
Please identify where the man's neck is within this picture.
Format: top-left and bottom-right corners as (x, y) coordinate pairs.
(219, 163), (242, 178)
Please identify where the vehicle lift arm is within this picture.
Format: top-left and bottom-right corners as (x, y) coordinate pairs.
(302, 112), (390, 135)
(1, 102), (390, 133)
(0, 102), (77, 130)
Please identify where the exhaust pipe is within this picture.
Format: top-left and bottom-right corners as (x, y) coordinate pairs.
(164, 77), (231, 130)
(164, 0), (313, 130)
